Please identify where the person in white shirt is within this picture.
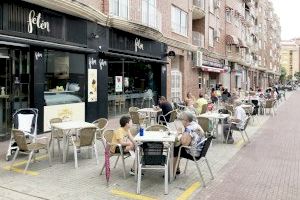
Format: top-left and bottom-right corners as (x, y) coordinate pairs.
(223, 100), (247, 143)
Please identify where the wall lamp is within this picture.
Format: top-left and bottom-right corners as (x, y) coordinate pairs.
(90, 33), (99, 39)
(165, 51), (176, 60)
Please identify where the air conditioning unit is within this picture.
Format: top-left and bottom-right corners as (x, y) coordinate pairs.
(214, 0), (221, 9)
(193, 51), (203, 67)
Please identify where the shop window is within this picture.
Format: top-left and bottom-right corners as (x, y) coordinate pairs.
(44, 50), (85, 106)
(171, 70), (182, 101)
(142, 0), (157, 28)
(171, 6), (188, 36)
(109, 0), (128, 19)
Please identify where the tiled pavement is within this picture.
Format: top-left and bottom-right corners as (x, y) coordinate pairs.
(193, 90), (300, 200)
(0, 92), (293, 200)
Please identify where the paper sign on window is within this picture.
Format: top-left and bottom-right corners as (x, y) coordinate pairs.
(115, 76), (123, 92)
(88, 69), (97, 102)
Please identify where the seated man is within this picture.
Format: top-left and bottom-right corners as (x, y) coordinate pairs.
(195, 93), (208, 114)
(158, 96), (173, 123)
(173, 111), (205, 175)
(110, 115), (136, 175)
(223, 100), (247, 144)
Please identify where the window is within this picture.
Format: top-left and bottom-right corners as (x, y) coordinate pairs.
(44, 50), (85, 106)
(142, 0), (157, 27)
(171, 70), (182, 100)
(209, 27), (214, 47)
(226, 45), (232, 53)
(226, 10), (232, 23)
(258, 40), (262, 49)
(171, 6), (188, 36)
(209, 0), (214, 13)
(109, 0), (128, 19)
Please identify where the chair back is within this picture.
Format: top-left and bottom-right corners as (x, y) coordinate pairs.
(242, 116), (251, 130)
(12, 129), (29, 151)
(129, 107), (140, 112)
(50, 118), (63, 138)
(199, 136), (213, 158)
(13, 108), (38, 136)
(141, 142), (166, 165)
(168, 110), (177, 123)
(93, 118), (108, 139)
(102, 129), (115, 145)
(130, 127), (138, 136)
(225, 104), (234, 114)
(79, 127), (97, 147)
(145, 125), (169, 131)
(265, 100), (275, 108)
(129, 111), (141, 125)
(197, 117), (210, 133)
(200, 104), (208, 114)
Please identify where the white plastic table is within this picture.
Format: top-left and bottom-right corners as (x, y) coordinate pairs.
(51, 121), (96, 163)
(134, 131), (176, 182)
(199, 112), (230, 141)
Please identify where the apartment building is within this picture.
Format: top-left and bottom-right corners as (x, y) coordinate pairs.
(281, 40), (300, 79)
(5, 0), (280, 127)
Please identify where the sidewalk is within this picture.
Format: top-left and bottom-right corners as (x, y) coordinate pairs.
(193, 90), (300, 200)
(0, 93), (292, 200)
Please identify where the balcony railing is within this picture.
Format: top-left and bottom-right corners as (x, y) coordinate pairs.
(193, 0), (206, 19)
(109, 0), (162, 32)
(192, 31), (205, 48)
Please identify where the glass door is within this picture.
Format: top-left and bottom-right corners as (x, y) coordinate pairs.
(0, 47), (30, 138)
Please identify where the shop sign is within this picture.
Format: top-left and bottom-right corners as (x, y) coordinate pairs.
(115, 76), (123, 92)
(202, 55), (224, 68)
(28, 10), (50, 34)
(88, 69), (97, 102)
(134, 38), (144, 52)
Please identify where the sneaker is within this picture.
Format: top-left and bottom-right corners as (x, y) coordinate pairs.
(129, 168), (144, 176)
(176, 168), (181, 175)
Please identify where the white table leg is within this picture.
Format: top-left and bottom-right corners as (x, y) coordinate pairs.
(169, 143), (174, 182)
(62, 130), (71, 163)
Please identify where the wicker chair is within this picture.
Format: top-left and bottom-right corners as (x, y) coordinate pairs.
(145, 125), (169, 132)
(225, 104), (234, 115)
(50, 118), (63, 159)
(200, 104), (208, 114)
(10, 129), (51, 174)
(227, 116), (251, 145)
(129, 109), (147, 128)
(264, 100), (276, 116)
(93, 118), (108, 140)
(70, 127), (98, 168)
(100, 130), (130, 179)
(197, 116), (211, 136)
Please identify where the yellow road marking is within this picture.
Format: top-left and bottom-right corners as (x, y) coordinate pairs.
(235, 139), (244, 148)
(2, 166), (39, 176)
(2, 155), (47, 176)
(176, 182), (201, 200)
(111, 189), (157, 200)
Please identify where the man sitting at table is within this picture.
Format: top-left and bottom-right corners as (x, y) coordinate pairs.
(195, 93), (208, 114)
(223, 100), (247, 144)
(173, 111), (205, 175)
(110, 115), (136, 175)
(158, 96), (173, 123)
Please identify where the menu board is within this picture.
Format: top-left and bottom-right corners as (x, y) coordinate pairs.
(88, 69), (97, 102)
(115, 76), (123, 92)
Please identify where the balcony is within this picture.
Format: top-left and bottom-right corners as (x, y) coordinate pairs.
(245, 12), (254, 27)
(193, 0), (206, 19)
(192, 31), (205, 48)
(109, 0), (162, 36)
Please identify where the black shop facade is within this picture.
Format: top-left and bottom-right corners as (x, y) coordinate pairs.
(99, 28), (168, 118)
(0, 0), (108, 134)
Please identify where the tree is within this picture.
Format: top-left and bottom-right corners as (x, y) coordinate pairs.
(279, 67), (287, 83)
(294, 72), (300, 81)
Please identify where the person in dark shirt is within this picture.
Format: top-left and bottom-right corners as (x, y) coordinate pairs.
(158, 96), (173, 123)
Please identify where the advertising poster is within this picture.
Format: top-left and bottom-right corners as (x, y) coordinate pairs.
(115, 76), (123, 92)
(88, 69), (97, 102)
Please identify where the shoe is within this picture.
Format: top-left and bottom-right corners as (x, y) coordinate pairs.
(176, 168), (181, 175)
(129, 168), (144, 176)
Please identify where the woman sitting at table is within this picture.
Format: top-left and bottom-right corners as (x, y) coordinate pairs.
(173, 111), (205, 175)
(184, 92), (195, 107)
(110, 115), (136, 175)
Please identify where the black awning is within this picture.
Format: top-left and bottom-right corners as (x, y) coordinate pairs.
(102, 51), (169, 64)
(0, 34), (96, 53)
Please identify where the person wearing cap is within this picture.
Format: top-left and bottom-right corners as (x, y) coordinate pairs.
(173, 111), (205, 175)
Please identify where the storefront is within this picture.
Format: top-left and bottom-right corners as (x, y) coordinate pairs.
(200, 55), (225, 93)
(100, 28), (167, 117)
(0, 1), (106, 134)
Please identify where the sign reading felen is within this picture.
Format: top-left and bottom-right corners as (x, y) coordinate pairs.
(134, 38), (144, 52)
(27, 10), (50, 34)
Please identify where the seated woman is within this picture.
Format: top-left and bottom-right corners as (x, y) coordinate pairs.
(185, 92), (195, 108)
(173, 111), (205, 175)
(110, 115), (136, 175)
